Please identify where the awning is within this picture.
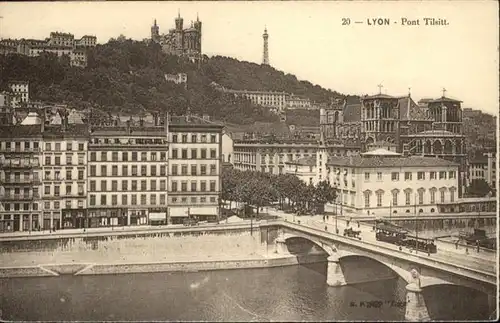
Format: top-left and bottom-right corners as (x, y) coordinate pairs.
(189, 206), (218, 216)
(149, 212), (167, 221)
(169, 207), (190, 217)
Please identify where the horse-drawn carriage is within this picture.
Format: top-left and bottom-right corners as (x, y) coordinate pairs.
(344, 227), (362, 240)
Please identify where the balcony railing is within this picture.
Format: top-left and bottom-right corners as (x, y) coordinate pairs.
(0, 193), (41, 201)
(0, 147), (41, 153)
(0, 161), (41, 169)
(0, 178), (42, 185)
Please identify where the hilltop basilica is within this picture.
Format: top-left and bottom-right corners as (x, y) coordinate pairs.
(150, 12), (202, 62)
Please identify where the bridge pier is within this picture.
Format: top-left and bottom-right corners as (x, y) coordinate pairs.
(326, 255), (346, 287)
(275, 236), (289, 255)
(405, 283), (430, 322)
(487, 292), (497, 317)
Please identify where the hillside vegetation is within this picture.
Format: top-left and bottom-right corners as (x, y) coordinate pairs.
(0, 38), (345, 125)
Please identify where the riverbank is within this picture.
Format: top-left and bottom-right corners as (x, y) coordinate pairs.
(0, 253), (327, 278)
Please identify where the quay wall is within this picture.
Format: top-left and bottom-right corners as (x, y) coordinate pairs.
(0, 224), (292, 278)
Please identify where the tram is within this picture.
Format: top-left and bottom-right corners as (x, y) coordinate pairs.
(375, 222), (437, 254)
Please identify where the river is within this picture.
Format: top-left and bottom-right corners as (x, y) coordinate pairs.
(0, 262), (491, 321)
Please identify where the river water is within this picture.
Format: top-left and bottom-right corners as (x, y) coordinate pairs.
(0, 262), (491, 321)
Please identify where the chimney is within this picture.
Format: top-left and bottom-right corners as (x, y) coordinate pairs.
(153, 112), (159, 126)
(164, 112), (170, 134)
(126, 119), (131, 133)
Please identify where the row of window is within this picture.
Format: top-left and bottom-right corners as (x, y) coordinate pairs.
(88, 194), (217, 206)
(171, 148), (218, 159)
(44, 142), (86, 151)
(171, 134), (217, 144)
(43, 169), (85, 181)
(363, 189), (456, 208)
(2, 203), (38, 211)
(89, 164), (167, 177)
(171, 164), (217, 176)
(90, 151), (167, 162)
(44, 155), (85, 166)
(43, 185), (85, 196)
(364, 171), (457, 181)
(172, 180), (217, 192)
(90, 179), (167, 192)
(44, 200), (85, 210)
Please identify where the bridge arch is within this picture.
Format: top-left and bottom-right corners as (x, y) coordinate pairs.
(338, 253), (411, 285)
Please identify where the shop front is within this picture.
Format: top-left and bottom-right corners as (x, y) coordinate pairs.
(190, 206), (219, 222)
(128, 209), (149, 226)
(62, 209), (87, 229)
(87, 208), (127, 228)
(149, 208), (168, 225)
(168, 207), (189, 225)
(0, 214), (14, 232)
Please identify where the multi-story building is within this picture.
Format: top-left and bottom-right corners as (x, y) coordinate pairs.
(165, 73), (188, 85)
(168, 115), (224, 223)
(0, 92), (13, 125)
(0, 124), (43, 232)
(325, 148), (460, 216)
(87, 120), (169, 228)
(8, 80), (29, 109)
(234, 138), (360, 175)
(3, 32), (96, 67)
(42, 121), (88, 230)
(151, 14), (202, 62)
(224, 89), (289, 111)
(286, 95), (311, 109)
(468, 156), (487, 183)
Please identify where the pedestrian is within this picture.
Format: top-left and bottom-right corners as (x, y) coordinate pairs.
(326, 215), (329, 221)
(455, 240), (458, 249)
(476, 240), (480, 253)
(323, 215), (326, 222)
(346, 220), (350, 227)
(324, 225), (328, 231)
(357, 221), (360, 228)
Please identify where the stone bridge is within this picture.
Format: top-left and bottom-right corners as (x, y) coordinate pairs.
(261, 220), (497, 321)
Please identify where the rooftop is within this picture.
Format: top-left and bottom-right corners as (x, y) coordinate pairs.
(326, 155), (459, 168)
(361, 148), (401, 156)
(0, 125), (43, 139)
(428, 96), (462, 103)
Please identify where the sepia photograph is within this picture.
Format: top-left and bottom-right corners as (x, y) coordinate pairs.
(0, 0), (498, 321)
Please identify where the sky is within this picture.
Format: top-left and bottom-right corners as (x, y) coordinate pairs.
(1, 1), (499, 115)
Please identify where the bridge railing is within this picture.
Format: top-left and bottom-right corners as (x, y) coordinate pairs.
(274, 220), (496, 284)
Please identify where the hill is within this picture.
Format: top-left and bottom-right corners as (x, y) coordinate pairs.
(0, 38), (348, 126)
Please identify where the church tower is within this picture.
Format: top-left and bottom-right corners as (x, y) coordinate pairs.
(262, 27), (269, 66)
(151, 19), (160, 43)
(193, 13), (202, 54)
(175, 11), (184, 55)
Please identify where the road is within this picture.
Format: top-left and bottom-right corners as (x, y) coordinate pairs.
(267, 209), (497, 274)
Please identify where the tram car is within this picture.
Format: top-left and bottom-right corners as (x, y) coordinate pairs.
(375, 222), (437, 254)
(403, 235), (437, 254)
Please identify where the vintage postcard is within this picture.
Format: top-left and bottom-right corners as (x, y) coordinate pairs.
(0, 0), (498, 322)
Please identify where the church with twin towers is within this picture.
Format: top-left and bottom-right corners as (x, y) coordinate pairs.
(150, 12), (202, 62)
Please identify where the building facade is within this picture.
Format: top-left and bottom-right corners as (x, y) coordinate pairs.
(168, 116), (224, 223)
(87, 121), (169, 228)
(42, 123), (88, 230)
(325, 149), (460, 216)
(0, 125), (43, 232)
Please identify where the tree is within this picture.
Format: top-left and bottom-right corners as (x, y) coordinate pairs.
(466, 179), (492, 197)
